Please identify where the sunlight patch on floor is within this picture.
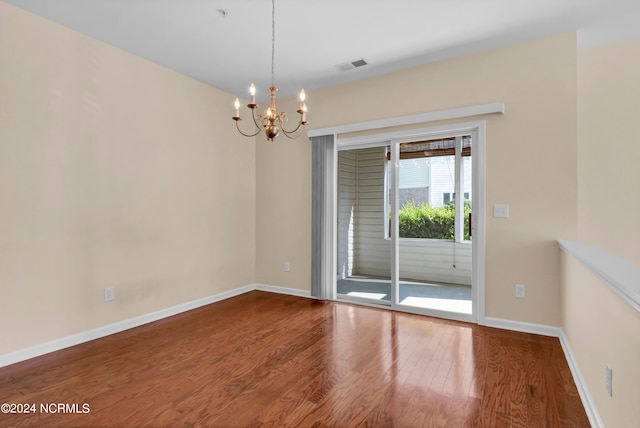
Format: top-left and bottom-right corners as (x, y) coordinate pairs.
(347, 291), (388, 300)
(400, 296), (472, 314)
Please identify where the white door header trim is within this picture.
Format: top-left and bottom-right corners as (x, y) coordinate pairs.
(308, 102), (504, 138)
(337, 120), (486, 149)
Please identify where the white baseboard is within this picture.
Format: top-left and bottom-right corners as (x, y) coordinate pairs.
(254, 283), (313, 299)
(558, 331), (603, 428)
(483, 316), (562, 337)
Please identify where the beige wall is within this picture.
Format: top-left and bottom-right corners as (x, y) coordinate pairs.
(255, 136), (311, 290)
(559, 37), (640, 427)
(577, 39), (640, 265)
(0, 2), (256, 355)
(257, 32), (579, 326)
(561, 254), (640, 426)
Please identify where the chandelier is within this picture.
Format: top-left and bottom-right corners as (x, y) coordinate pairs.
(232, 0), (308, 141)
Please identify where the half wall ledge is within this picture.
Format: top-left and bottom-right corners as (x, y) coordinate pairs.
(558, 240), (640, 313)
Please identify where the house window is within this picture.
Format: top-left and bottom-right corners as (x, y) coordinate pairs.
(387, 136), (472, 241)
(444, 192), (470, 204)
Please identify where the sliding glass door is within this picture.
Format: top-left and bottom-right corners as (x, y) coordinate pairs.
(395, 136), (473, 317)
(336, 124), (483, 323)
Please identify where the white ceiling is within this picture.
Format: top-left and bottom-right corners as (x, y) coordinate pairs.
(5, 0), (640, 101)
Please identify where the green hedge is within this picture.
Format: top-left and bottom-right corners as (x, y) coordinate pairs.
(398, 200), (471, 240)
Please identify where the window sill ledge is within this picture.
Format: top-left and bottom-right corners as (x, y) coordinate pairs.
(558, 240), (640, 313)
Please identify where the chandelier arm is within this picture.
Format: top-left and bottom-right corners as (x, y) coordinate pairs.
(250, 106), (264, 131)
(279, 120), (304, 139)
(280, 129), (303, 140)
(235, 119), (262, 138)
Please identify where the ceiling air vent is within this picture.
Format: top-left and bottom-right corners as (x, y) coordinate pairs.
(337, 58), (368, 72)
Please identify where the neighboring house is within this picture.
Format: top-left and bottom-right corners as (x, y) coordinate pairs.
(398, 156), (472, 208)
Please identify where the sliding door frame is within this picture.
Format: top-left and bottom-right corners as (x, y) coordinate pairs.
(335, 121), (485, 323)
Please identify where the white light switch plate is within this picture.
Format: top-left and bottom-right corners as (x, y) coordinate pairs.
(493, 204), (509, 218)
(515, 284), (526, 299)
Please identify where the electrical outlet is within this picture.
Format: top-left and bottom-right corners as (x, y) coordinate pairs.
(104, 287), (114, 302)
(515, 284), (526, 299)
(606, 364), (613, 397)
(284, 262), (290, 272)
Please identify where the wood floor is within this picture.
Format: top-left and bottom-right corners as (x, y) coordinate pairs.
(0, 291), (589, 427)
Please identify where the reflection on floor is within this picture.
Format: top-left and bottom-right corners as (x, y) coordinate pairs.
(337, 276), (472, 314)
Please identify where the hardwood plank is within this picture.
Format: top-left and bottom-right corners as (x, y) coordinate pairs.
(506, 335), (528, 428)
(0, 291), (590, 427)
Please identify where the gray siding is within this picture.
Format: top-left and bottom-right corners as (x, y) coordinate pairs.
(337, 150), (357, 278)
(353, 147), (391, 278)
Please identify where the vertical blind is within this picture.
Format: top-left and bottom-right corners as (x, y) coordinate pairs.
(311, 135), (335, 300)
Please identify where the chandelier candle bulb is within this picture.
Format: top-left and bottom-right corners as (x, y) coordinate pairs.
(234, 98), (240, 118)
(299, 89), (306, 109)
(249, 83), (256, 105)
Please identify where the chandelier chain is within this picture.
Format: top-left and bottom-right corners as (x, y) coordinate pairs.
(271, 0), (275, 88)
